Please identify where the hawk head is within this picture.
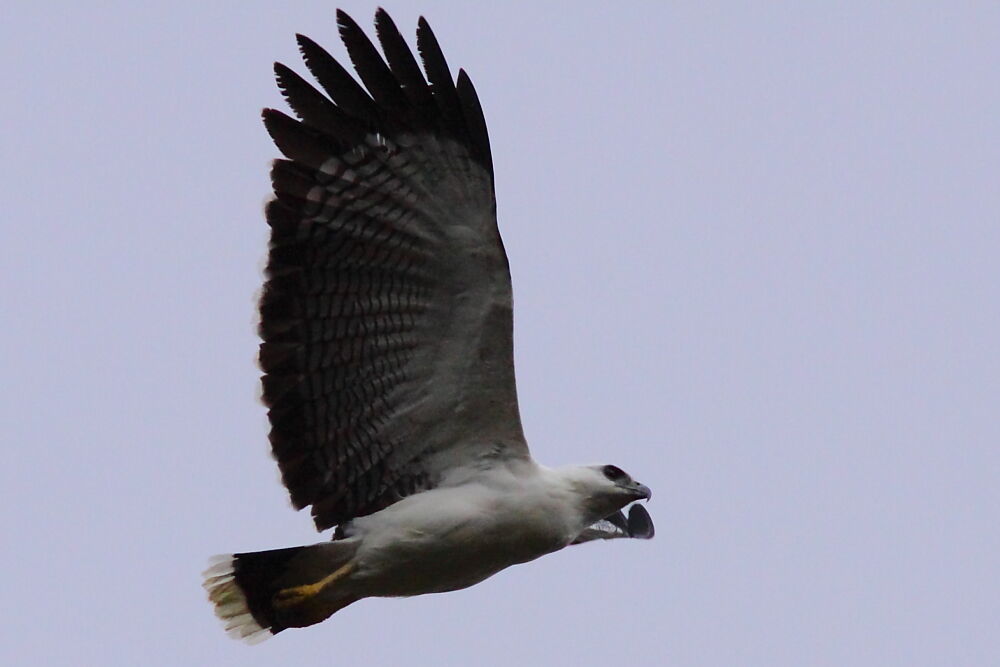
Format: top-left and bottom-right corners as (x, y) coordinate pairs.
(563, 464), (652, 536)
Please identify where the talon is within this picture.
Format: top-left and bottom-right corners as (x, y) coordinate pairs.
(272, 561), (356, 609)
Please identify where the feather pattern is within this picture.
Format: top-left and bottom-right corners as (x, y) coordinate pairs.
(259, 10), (526, 532)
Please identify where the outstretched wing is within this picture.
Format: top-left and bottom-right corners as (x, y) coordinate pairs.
(259, 9), (527, 532)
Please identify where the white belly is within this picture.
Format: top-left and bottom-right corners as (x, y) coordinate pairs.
(348, 479), (574, 597)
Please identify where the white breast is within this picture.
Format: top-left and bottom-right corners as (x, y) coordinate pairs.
(348, 464), (579, 597)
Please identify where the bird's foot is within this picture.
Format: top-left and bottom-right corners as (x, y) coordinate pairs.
(273, 560), (356, 609)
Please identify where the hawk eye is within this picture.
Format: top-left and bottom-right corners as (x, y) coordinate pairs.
(602, 465), (628, 481)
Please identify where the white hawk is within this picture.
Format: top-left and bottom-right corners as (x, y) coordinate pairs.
(203, 8), (653, 643)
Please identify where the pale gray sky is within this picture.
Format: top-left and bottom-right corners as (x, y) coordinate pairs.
(3, 2), (999, 665)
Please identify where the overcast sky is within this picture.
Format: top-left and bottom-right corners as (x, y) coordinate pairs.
(3, 2), (999, 665)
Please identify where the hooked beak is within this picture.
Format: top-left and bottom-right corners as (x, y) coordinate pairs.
(630, 481), (652, 501)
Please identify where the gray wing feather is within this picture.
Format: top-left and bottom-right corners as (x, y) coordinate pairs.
(259, 11), (527, 532)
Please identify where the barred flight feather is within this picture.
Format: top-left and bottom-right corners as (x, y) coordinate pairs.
(259, 10), (522, 532)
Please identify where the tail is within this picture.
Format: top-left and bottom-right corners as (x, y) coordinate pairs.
(202, 540), (359, 642)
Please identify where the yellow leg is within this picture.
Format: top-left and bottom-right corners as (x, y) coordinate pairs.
(273, 561), (356, 609)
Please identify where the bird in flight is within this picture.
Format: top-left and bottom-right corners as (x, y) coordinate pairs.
(204, 8), (653, 643)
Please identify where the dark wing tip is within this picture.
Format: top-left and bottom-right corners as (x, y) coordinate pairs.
(294, 30), (380, 128)
(293, 32), (313, 52)
(415, 14), (470, 149)
(334, 7), (353, 26)
(455, 68), (493, 177)
(261, 108), (333, 168)
(375, 7), (433, 111)
(415, 15), (452, 82)
(334, 8), (363, 44)
(335, 6), (406, 111)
